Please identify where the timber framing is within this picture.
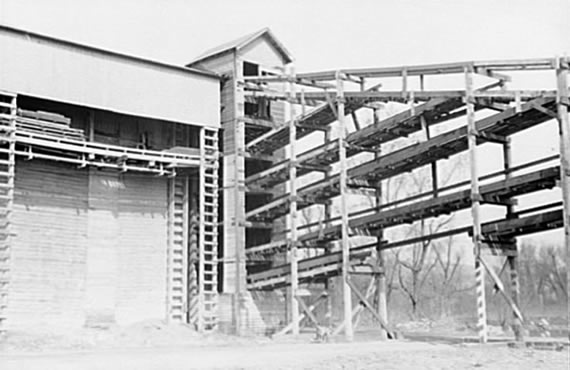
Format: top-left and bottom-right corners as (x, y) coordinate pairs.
(238, 56), (570, 343)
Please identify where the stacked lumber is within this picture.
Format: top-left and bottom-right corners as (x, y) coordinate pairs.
(16, 109), (86, 141)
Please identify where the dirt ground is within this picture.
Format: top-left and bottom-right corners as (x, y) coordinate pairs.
(0, 338), (568, 370)
(0, 321), (568, 370)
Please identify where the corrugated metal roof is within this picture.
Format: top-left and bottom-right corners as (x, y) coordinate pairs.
(188, 27), (293, 66)
(0, 24), (220, 80)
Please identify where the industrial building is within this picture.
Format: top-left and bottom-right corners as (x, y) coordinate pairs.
(0, 25), (568, 344)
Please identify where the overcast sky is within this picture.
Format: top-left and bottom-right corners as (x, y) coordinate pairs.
(0, 0), (568, 71)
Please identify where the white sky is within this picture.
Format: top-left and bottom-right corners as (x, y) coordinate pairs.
(0, 0), (568, 71)
(0, 0), (567, 249)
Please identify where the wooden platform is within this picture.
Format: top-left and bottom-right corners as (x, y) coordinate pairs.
(246, 97), (465, 190)
(246, 165), (560, 259)
(246, 97), (369, 156)
(247, 209), (563, 290)
(246, 96), (557, 222)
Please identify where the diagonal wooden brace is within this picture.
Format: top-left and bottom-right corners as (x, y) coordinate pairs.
(274, 293), (327, 336)
(480, 256), (524, 323)
(296, 296), (321, 328)
(346, 277), (395, 337)
(332, 276), (376, 336)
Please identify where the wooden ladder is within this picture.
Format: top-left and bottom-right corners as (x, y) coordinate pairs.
(0, 92), (16, 336)
(198, 127), (219, 331)
(167, 124), (190, 323)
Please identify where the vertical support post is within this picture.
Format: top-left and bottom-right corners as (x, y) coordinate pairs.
(231, 56), (246, 335)
(374, 134), (388, 340)
(503, 138), (523, 341)
(198, 128), (206, 332)
(88, 110), (95, 142)
(288, 66), (300, 335)
(324, 126), (334, 327)
(421, 115), (438, 197)
(465, 66), (487, 343)
(402, 68), (408, 97)
(337, 71), (353, 341)
(556, 62), (570, 329)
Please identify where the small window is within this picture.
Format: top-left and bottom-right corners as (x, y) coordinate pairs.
(243, 61), (259, 77)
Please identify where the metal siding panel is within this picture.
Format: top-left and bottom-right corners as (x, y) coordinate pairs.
(0, 30), (220, 128)
(115, 173), (168, 324)
(8, 160), (89, 329)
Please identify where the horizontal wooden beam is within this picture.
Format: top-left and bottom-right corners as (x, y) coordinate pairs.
(297, 90), (556, 102)
(247, 209), (563, 289)
(296, 58), (564, 81)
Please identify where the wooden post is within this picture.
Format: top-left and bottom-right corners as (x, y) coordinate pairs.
(324, 126), (334, 327)
(88, 110), (95, 142)
(556, 62), (570, 332)
(337, 71), (353, 341)
(503, 138), (523, 341)
(232, 56), (246, 335)
(421, 115), (438, 197)
(374, 109), (388, 340)
(289, 65), (300, 335)
(465, 66), (487, 343)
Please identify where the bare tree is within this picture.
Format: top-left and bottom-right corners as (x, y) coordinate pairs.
(395, 216), (453, 317)
(431, 236), (462, 317)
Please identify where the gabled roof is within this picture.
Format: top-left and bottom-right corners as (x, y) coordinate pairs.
(188, 27), (293, 66)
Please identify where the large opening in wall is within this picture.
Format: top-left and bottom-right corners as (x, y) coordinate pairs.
(16, 96), (201, 151)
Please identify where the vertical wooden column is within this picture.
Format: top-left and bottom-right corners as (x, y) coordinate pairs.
(197, 129), (206, 332)
(288, 66), (300, 335)
(420, 86), (438, 197)
(374, 134), (388, 339)
(337, 71), (353, 340)
(503, 138), (523, 341)
(465, 66), (487, 343)
(324, 126), (334, 327)
(230, 56), (246, 335)
(555, 62), (570, 326)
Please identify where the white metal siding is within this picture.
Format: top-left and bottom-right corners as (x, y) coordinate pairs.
(7, 161), (168, 329)
(0, 29), (220, 128)
(8, 160), (89, 329)
(116, 173), (168, 324)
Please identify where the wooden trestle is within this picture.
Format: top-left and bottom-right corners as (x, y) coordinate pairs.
(241, 57), (570, 343)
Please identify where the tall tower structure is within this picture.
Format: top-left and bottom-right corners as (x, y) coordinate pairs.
(188, 28), (293, 333)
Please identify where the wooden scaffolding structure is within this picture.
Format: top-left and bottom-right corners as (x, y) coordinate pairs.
(239, 57), (570, 342)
